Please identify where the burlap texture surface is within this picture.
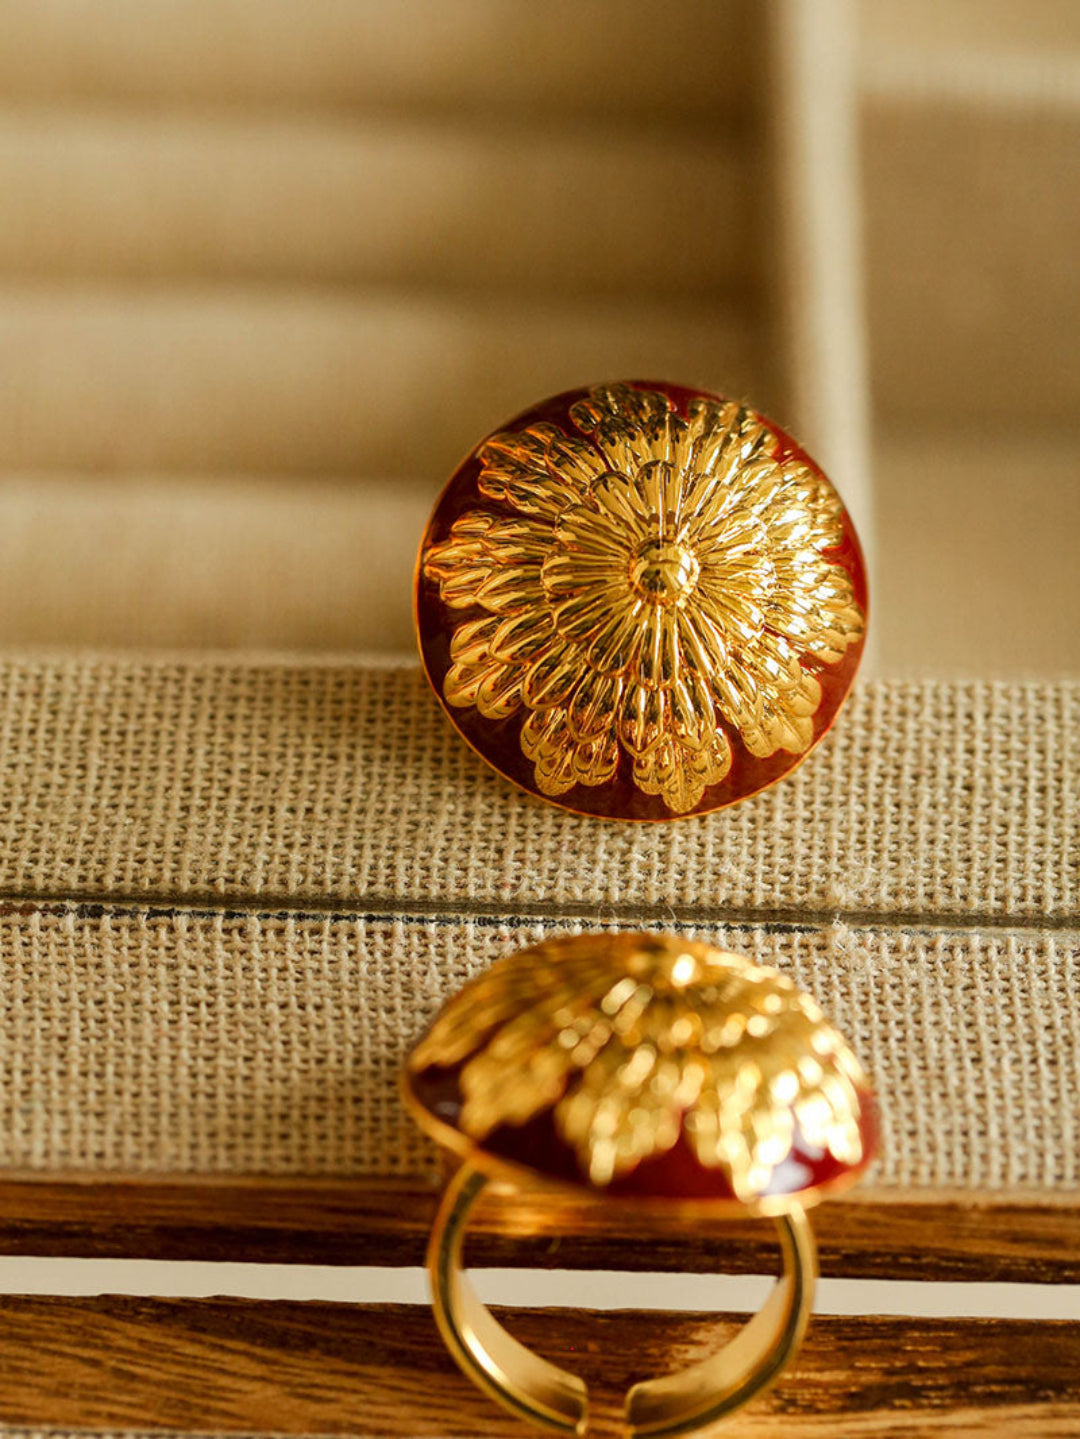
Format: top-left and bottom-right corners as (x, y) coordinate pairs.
(0, 656), (1075, 917)
(0, 655), (1076, 1190)
(0, 909), (1074, 1191)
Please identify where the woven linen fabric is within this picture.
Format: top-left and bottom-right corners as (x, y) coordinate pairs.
(0, 908), (1075, 1191)
(0, 656), (1075, 918)
(0, 655), (1076, 1191)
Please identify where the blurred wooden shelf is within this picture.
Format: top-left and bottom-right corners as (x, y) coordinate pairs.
(0, 1296), (1077, 1437)
(0, 1174), (1078, 1286)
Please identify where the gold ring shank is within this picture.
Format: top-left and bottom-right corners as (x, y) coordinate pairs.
(428, 1162), (817, 1438)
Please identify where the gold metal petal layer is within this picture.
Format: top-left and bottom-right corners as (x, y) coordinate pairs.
(423, 383), (865, 814)
(429, 1163), (817, 1438)
(411, 935), (868, 1203)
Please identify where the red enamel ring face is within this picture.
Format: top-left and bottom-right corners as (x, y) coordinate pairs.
(404, 933), (878, 1214)
(415, 380), (868, 821)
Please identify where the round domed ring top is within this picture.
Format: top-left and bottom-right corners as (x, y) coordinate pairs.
(416, 381), (868, 820)
(404, 932), (877, 1436)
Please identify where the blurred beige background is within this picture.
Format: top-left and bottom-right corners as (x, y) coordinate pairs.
(0, 0), (1076, 676)
(0, 1), (1076, 1337)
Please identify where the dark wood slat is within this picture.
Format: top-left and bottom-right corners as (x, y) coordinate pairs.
(0, 1175), (1077, 1284)
(0, 1296), (1077, 1435)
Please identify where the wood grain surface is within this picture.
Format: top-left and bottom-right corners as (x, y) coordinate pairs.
(0, 1175), (1077, 1284)
(0, 1295), (1076, 1437)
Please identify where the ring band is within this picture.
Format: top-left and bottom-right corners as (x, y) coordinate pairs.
(429, 1161), (817, 1438)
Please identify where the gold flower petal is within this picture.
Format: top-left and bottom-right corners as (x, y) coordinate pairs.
(682, 398), (744, 475)
(423, 528), (487, 582)
(425, 517), (496, 608)
(541, 549), (627, 601)
(490, 608), (558, 664)
(567, 670), (624, 743)
(798, 619), (863, 666)
(713, 413), (779, 488)
(582, 601), (642, 676)
(481, 516), (559, 565)
(476, 664), (523, 720)
(478, 429), (581, 518)
(756, 697), (814, 756)
(707, 665), (768, 753)
(555, 497), (639, 560)
(449, 614), (500, 665)
(751, 471), (846, 559)
(741, 636), (824, 733)
(795, 476), (847, 550)
(444, 633), (518, 714)
(442, 616), (503, 707)
(570, 733), (620, 788)
(619, 682), (668, 757)
(634, 606), (680, 689)
(570, 383), (674, 473)
(704, 730), (734, 790)
(553, 583), (632, 644)
(696, 573), (769, 651)
(676, 604), (729, 678)
(767, 561), (863, 663)
(633, 459), (685, 537)
(443, 661), (485, 709)
(670, 668), (720, 751)
(787, 670), (823, 719)
(536, 425), (611, 491)
(729, 459), (787, 522)
(557, 1043), (684, 1185)
(434, 567), (487, 610)
(460, 1007), (577, 1134)
(534, 741), (579, 795)
(480, 473), (561, 517)
(745, 629), (805, 690)
(461, 1045), (573, 1137)
(696, 508), (768, 559)
(522, 644), (580, 710)
(632, 731), (731, 813)
(521, 703), (566, 761)
(474, 563), (545, 616)
(590, 471), (652, 532)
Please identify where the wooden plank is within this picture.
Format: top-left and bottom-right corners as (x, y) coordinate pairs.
(0, 1176), (1076, 1285)
(0, 1296), (1076, 1435)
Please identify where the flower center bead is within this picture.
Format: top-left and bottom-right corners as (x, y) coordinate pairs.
(630, 538), (701, 607)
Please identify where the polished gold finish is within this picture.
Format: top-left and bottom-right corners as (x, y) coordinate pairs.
(407, 933), (875, 1434)
(429, 1161), (816, 1438)
(423, 383), (865, 814)
(409, 933), (868, 1202)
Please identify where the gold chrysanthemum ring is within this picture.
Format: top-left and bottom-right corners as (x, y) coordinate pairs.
(403, 932), (878, 1437)
(416, 381), (867, 820)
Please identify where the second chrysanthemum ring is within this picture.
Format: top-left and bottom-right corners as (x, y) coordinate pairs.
(415, 380), (867, 820)
(404, 932), (877, 1437)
